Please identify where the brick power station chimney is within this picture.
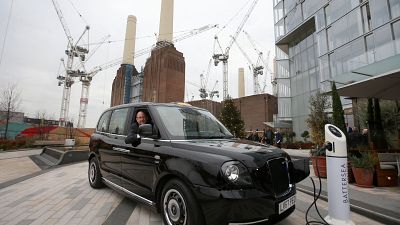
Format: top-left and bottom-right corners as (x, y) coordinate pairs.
(158, 0), (174, 43)
(122, 15), (137, 65)
(238, 68), (245, 98)
(111, 15), (139, 106)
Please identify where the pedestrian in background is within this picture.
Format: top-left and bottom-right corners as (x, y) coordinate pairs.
(247, 130), (260, 142)
(265, 128), (274, 145)
(275, 130), (282, 148)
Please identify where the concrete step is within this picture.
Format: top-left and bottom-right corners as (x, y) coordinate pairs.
(30, 148), (89, 170)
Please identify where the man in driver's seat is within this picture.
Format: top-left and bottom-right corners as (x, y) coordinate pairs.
(125, 110), (148, 145)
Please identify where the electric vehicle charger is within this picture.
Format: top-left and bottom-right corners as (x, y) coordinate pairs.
(305, 124), (354, 225)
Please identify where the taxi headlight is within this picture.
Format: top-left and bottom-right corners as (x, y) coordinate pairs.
(221, 161), (253, 186)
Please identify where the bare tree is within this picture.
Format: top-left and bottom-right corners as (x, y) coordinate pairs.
(0, 84), (22, 139)
(35, 110), (48, 140)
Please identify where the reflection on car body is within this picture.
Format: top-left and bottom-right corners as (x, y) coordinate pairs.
(88, 102), (309, 225)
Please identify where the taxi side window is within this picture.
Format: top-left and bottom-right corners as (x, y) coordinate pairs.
(97, 111), (111, 132)
(109, 108), (129, 135)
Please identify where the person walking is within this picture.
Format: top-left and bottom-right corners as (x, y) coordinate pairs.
(275, 130), (282, 148)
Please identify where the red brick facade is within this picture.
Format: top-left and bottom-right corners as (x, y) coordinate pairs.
(232, 94), (277, 132)
(110, 65), (125, 107)
(188, 94), (277, 132)
(187, 99), (222, 118)
(142, 45), (185, 103)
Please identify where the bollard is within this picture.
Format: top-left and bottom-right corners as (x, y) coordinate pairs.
(324, 124), (355, 225)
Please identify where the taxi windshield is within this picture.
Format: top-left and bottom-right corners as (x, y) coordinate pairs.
(154, 105), (233, 139)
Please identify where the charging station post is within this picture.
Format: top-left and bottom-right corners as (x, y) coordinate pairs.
(324, 124), (355, 225)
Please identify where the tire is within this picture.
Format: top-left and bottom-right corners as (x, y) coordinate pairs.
(88, 157), (104, 188)
(161, 179), (205, 225)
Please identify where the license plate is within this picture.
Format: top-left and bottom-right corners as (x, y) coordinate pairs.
(279, 195), (296, 214)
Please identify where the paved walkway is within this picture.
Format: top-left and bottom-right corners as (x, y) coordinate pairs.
(0, 162), (384, 225)
(0, 149), (42, 184)
(0, 148), (395, 225)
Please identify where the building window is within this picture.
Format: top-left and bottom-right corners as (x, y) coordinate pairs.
(285, 4), (303, 32)
(327, 9), (363, 51)
(373, 24), (395, 61)
(325, 0), (360, 25)
(273, 0), (282, 7)
(330, 37), (366, 79)
(274, 1), (284, 24)
(369, 0), (390, 29)
(284, 0), (297, 16)
(315, 8), (326, 32)
(319, 55), (330, 82)
(361, 3), (372, 33)
(327, 27), (334, 50)
(275, 19), (285, 40)
(365, 34), (375, 63)
(389, 0), (400, 19)
(393, 20), (400, 53)
(317, 29), (328, 56)
(303, 0), (327, 20)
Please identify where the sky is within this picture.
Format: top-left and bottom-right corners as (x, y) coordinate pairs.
(0, 0), (276, 128)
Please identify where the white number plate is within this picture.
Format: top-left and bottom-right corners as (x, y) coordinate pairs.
(279, 195), (296, 214)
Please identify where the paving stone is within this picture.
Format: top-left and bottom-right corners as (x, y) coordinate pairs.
(71, 198), (91, 210)
(0, 189), (15, 197)
(29, 210), (57, 225)
(78, 210), (99, 225)
(96, 202), (114, 217)
(6, 188), (47, 207)
(5, 212), (30, 225)
(138, 205), (151, 225)
(15, 219), (35, 225)
(54, 210), (77, 225)
(74, 203), (94, 218)
(42, 218), (58, 225)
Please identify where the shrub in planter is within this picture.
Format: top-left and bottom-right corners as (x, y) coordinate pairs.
(350, 152), (378, 188)
(310, 148), (327, 178)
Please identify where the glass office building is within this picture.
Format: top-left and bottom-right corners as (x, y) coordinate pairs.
(273, 0), (400, 136)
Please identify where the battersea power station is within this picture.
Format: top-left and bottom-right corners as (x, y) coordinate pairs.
(110, 0), (277, 132)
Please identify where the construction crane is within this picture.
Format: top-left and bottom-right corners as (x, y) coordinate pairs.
(231, 37), (263, 95)
(208, 80), (219, 100)
(212, 0), (259, 100)
(187, 80), (219, 101)
(199, 58), (213, 99)
(75, 36), (112, 128)
(75, 24), (218, 128)
(51, 0), (90, 127)
(74, 34), (111, 72)
(243, 30), (272, 93)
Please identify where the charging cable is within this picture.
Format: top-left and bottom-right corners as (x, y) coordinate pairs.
(305, 144), (331, 225)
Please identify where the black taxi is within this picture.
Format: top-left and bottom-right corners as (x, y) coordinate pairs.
(88, 102), (309, 225)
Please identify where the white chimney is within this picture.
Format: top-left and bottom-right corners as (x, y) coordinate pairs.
(238, 68), (245, 98)
(158, 0), (174, 43)
(122, 15), (137, 65)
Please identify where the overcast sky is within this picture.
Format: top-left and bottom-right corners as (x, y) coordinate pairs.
(0, 0), (275, 128)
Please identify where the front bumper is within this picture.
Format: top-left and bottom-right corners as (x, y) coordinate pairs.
(192, 185), (296, 225)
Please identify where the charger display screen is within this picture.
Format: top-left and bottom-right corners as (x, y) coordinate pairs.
(328, 125), (342, 137)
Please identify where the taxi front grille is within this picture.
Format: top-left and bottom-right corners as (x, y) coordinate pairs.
(266, 158), (290, 196)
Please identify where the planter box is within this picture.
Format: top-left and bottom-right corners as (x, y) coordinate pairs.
(352, 167), (374, 188)
(375, 169), (398, 187)
(311, 156), (326, 178)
